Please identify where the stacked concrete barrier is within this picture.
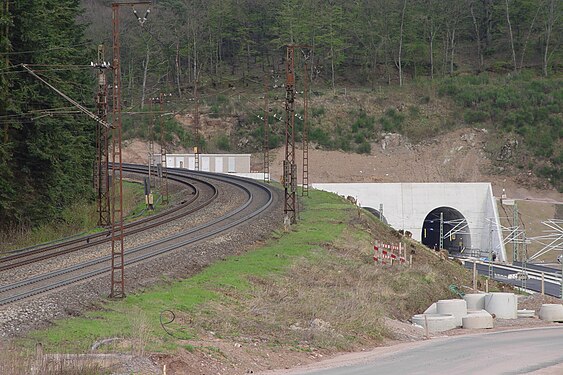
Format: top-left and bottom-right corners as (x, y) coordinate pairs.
(484, 292), (517, 319)
(539, 304), (563, 322)
(436, 299), (467, 327)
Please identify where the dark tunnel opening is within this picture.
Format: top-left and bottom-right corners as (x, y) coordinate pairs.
(364, 207), (388, 224)
(421, 206), (471, 253)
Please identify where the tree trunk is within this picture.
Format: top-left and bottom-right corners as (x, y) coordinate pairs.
(141, 46), (150, 109)
(505, 0), (517, 72)
(469, 0), (484, 69)
(429, 30), (435, 80)
(543, 0), (556, 76)
(484, 0), (494, 45)
(450, 27), (456, 75)
(175, 39), (182, 98)
(397, 0), (407, 86)
(2, 0), (10, 144)
(519, 6), (540, 69)
(329, 9), (336, 92)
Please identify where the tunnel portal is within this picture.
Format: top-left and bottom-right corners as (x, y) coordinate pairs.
(421, 206), (471, 254)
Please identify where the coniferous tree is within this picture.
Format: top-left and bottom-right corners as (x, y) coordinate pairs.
(0, 0), (95, 226)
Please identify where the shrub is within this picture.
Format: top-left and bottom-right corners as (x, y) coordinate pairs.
(380, 108), (404, 133)
(464, 110), (488, 124)
(309, 127), (332, 148)
(312, 106), (326, 117)
(216, 134), (231, 151)
(357, 142), (371, 154)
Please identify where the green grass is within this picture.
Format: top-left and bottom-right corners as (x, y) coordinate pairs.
(25, 190), (352, 353)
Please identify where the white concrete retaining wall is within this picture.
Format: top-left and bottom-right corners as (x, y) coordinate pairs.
(313, 183), (506, 262)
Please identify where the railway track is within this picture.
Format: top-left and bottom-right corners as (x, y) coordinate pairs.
(0, 165), (218, 272)
(462, 259), (563, 298)
(0, 165), (275, 306)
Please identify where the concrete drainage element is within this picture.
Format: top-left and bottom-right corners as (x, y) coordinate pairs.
(424, 303), (437, 314)
(517, 309), (536, 318)
(462, 310), (493, 329)
(412, 314), (457, 333)
(436, 299), (467, 327)
(464, 293), (486, 310)
(484, 292), (517, 319)
(539, 304), (563, 322)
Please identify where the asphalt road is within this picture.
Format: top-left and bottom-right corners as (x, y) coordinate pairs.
(298, 327), (563, 375)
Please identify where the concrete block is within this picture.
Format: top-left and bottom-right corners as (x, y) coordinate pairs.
(539, 304), (563, 322)
(412, 314), (457, 333)
(517, 309), (536, 318)
(464, 293), (486, 310)
(484, 292), (517, 319)
(436, 299), (467, 327)
(424, 302), (437, 314)
(462, 310), (493, 329)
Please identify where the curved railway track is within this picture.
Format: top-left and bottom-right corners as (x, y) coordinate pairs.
(0, 165), (276, 306)
(463, 259), (563, 298)
(0, 166), (218, 272)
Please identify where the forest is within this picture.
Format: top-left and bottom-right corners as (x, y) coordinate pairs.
(0, 0), (561, 226)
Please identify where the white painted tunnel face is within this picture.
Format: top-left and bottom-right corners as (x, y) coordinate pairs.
(421, 206), (471, 252)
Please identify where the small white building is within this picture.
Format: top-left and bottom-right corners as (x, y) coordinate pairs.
(153, 153), (251, 173)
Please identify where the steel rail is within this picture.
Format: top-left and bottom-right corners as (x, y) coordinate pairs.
(1, 167), (202, 256)
(0, 167), (275, 305)
(462, 259), (562, 297)
(0, 168), (218, 271)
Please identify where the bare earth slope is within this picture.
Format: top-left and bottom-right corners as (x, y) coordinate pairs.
(265, 127), (562, 203)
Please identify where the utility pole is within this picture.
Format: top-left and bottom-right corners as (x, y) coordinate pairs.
(109, 0), (151, 299)
(302, 53), (310, 197)
(513, 202), (519, 263)
(263, 73), (270, 183)
(158, 93), (169, 204)
(93, 45), (111, 227)
(193, 80), (200, 171)
(147, 98), (154, 192)
(439, 212), (444, 250)
(283, 45), (297, 224)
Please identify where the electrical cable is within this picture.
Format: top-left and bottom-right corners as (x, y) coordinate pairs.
(0, 42), (92, 56)
(159, 309), (176, 337)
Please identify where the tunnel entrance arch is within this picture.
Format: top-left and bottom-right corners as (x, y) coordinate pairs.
(363, 207), (388, 224)
(421, 206), (471, 254)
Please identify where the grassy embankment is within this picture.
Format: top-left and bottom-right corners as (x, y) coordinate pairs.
(21, 189), (474, 357)
(0, 181), (156, 253)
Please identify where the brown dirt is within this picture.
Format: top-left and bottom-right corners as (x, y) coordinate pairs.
(263, 127), (562, 203)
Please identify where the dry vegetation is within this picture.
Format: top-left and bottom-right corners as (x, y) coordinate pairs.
(180, 211), (473, 360)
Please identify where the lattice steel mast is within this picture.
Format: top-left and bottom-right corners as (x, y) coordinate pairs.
(263, 73), (270, 183)
(94, 45), (111, 226)
(109, 1), (151, 299)
(283, 46), (297, 223)
(302, 55), (310, 196)
(158, 92), (169, 204)
(194, 80), (200, 171)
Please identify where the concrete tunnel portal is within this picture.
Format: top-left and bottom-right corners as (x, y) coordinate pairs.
(422, 206), (471, 253)
(313, 183), (506, 262)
